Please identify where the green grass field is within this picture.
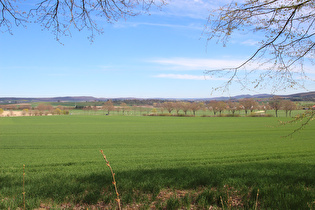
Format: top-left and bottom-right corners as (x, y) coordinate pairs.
(0, 115), (314, 209)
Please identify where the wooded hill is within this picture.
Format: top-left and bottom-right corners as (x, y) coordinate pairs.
(1, 91), (314, 104)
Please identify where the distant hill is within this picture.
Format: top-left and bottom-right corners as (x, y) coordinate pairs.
(0, 91), (314, 104)
(291, 92), (315, 97)
(0, 96), (99, 103)
(194, 92), (315, 101)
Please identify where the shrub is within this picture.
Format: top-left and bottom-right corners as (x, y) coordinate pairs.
(174, 114), (194, 117)
(55, 108), (62, 115)
(22, 109), (28, 116)
(63, 110), (70, 115)
(225, 114), (241, 117)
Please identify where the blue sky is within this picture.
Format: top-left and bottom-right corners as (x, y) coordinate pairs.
(1, 0), (314, 98)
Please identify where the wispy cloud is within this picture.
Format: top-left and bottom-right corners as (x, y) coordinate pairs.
(111, 0), (225, 30)
(153, 73), (226, 80)
(160, 0), (245, 19)
(114, 21), (203, 30)
(159, 0), (222, 19)
(241, 39), (259, 46)
(149, 57), (315, 76)
(149, 57), (244, 70)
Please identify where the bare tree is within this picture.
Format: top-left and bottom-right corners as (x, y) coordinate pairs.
(173, 101), (182, 115)
(19, 104), (32, 110)
(240, 98), (257, 115)
(261, 102), (271, 114)
(181, 102), (191, 115)
(227, 100), (238, 116)
(37, 103), (53, 112)
(103, 100), (115, 115)
(120, 102), (128, 115)
(92, 105), (98, 114)
(190, 102), (200, 116)
(236, 103), (244, 114)
(207, 101), (219, 116)
(0, 0), (166, 41)
(269, 97), (282, 117)
(281, 100), (297, 117)
(199, 102), (206, 112)
(162, 102), (174, 114)
(205, 0), (315, 92)
(156, 103), (165, 114)
(216, 101), (227, 115)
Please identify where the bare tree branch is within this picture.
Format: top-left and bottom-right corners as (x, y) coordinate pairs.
(0, 0), (166, 41)
(204, 0), (315, 93)
(0, 0), (27, 33)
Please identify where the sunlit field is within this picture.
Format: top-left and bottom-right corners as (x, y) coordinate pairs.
(0, 115), (314, 209)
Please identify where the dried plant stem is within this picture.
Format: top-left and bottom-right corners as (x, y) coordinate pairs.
(22, 164), (26, 210)
(220, 196), (225, 210)
(255, 189), (260, 210)
(100, 150), (121, 210)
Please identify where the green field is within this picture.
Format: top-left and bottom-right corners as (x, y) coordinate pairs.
(0, 115), (314, 209)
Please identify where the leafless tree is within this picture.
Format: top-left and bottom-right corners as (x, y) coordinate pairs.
(19, 104), (32, 110)
(174, 101), (182, 115)
(261, 102), (271, 114)
(227, 100), (238, 115)
(156, 103), (165, 114)
(190, 102), (200, 116)
(103, 100), (115, 115)
(236, 104), (244, 114)
(240, 98), (257, 115)
(216, 101), (227, 115)
(281, 100), (297, 117)
(0, 0), (166, 42)
(162, 102), (174, 114)
(204, 0), (315, 92)
(92, 105), (98, 114)
(120, 102), (128, 115)
(269, 96), (282, 117)
(207, 101), (219, 116)
(181, 102), (191, 115)
(37, 103), (54, 112)
(83, 105), (92, 115)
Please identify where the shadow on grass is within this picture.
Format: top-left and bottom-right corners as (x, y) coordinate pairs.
(1, 162), (314, 209)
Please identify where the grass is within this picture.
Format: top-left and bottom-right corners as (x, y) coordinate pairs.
(0, 115), (314, 209)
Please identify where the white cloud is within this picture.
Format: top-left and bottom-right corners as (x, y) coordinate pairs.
(149, 57), (315, 77)
(153, 73), (226, 80)
(161, 0), (214, 19)
(114, 21), (203, 30)
(149, 57), (245, 70)
(241, 39), (259, 46)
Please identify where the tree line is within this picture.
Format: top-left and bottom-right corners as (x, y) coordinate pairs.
(150, 98), (298, 117)
(1, 97), (313, 117)
(78, 98), (308, 117)
(0, 104), (70, 116)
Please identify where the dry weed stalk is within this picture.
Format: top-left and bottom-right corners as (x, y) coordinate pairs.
(100, 150), (121, 210)
(22, 164), (26, 210)
(220, 196), (224, 210)
(255, 189), (259, 210)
